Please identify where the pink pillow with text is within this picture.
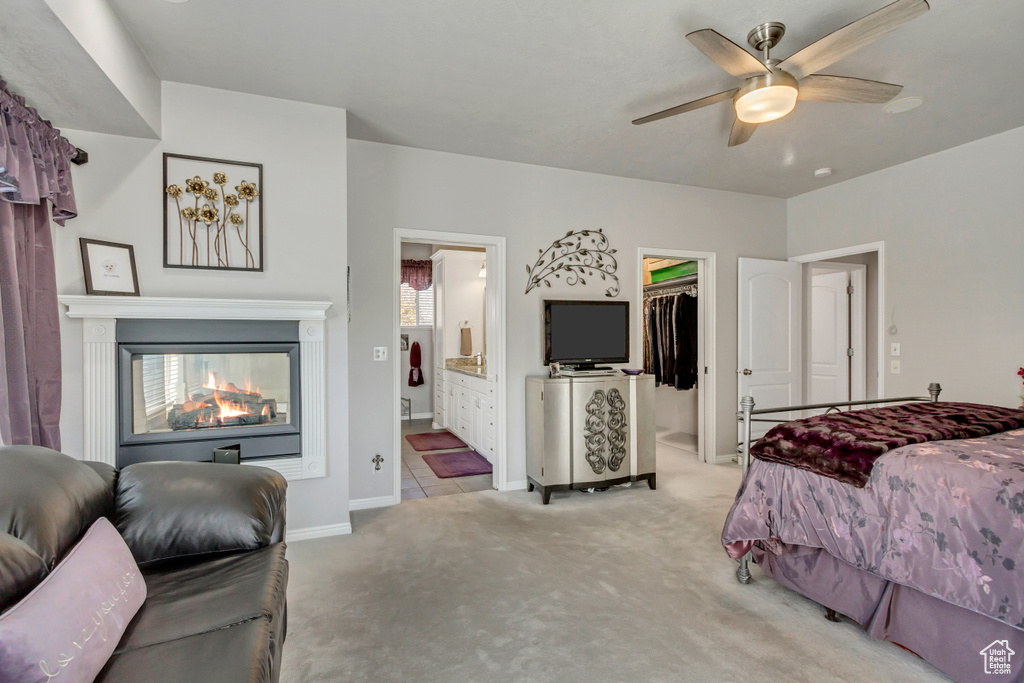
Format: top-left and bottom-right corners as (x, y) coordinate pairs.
(0, 518), (146, 683)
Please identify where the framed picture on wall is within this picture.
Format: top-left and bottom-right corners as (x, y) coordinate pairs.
(163, 153), (264, 272)
(80, 238), (140, 296)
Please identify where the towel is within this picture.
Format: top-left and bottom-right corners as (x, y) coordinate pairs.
(460, 327), (472, 356)
(408, 341), (424, 386)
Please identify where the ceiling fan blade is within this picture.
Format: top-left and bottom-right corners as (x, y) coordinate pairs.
(779, 0), (929, 80)
(632, 89), (737, 125)
(798, 74), (903, 103)
(686, 29), (771, 77)
(728, 118), (757, 147)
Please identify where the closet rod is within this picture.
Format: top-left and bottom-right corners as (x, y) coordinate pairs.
(643, 273), (697, 292)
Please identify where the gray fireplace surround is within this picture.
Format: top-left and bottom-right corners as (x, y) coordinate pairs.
(116, 319), (302, 469)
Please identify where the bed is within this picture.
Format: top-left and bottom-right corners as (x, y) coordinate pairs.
(723, 386), (1024, 683)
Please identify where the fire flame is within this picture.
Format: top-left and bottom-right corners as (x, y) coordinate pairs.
(205, 373), (259, 396)
(213, 391), (250, 419)
(201, 370), (262, 419)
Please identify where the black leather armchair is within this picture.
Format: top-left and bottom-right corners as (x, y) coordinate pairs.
(0, 446), (288, 683)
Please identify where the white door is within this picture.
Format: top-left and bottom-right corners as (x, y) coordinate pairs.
(810, 269), (850, 404)
(738, 258), (802, 438)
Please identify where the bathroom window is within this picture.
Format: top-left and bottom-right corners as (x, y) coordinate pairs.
(400, 283), (434, 327)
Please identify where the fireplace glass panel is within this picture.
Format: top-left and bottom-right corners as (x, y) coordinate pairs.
(130, 351), (291, 435)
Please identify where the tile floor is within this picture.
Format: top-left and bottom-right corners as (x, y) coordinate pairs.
(400, 418), (493, 500)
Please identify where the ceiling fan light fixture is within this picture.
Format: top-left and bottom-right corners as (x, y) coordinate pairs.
(734, 69), (799, 124)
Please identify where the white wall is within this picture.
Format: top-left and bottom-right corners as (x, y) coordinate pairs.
(788, 125), (1024, 405)
(655, 385), (698, 436)
(55, 82), (350, 533)
(348, 140), (788, 500)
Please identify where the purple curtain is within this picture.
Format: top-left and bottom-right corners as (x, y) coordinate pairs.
(401, 259), (432, 291)
(0, 79), (79, 448)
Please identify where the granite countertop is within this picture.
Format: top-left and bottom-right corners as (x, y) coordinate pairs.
(445, 363), (488, 378)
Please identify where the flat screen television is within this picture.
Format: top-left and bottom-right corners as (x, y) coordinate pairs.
(544, 300), (629, 367)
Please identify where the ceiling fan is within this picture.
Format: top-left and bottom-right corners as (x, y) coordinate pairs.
(632, 0), (929, 146)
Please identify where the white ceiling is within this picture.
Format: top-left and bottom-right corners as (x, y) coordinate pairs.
(0, 1), (156, 138)
(49, 1), (1024, 196)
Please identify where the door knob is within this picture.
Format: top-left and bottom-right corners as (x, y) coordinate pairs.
(742, 369), (752, 375)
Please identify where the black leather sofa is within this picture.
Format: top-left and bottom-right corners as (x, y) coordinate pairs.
(0, 445), (288, 682)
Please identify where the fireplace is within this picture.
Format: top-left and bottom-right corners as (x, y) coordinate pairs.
(60, 296), (330, 481)
(116, 320), (301, 468)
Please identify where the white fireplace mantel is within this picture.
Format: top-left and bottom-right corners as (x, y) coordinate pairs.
(59, 295), (333, 481)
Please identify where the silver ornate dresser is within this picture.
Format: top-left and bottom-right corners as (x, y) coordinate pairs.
(525, 374), (655, 504)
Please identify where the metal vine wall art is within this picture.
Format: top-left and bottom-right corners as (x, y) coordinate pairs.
(525, 228), (620, 297)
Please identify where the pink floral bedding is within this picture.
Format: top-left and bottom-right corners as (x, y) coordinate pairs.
(723, 428), (1024, 631)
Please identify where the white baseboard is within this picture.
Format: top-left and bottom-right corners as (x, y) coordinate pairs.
(408, 411), (432, 420)
(288, 522), (352, 542)
(349, 494), (398, 511)
(714, 452), (739, 465)
(504, 479), (528, 491)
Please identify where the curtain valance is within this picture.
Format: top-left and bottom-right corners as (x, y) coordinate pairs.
(0, 80), (78, 225)
(401, 259), (433, 291)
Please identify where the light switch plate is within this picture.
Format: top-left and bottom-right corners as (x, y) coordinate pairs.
(373, 346), (388, 361)
(890, 360), (901, 374)
(890, 343), (901, 357)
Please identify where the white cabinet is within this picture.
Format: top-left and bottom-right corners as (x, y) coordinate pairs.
(444, 369), (496, 462)
(525, 375), (655, 504)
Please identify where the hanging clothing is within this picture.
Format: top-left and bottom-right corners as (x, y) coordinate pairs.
(408, 341), (424, 387)
(642, 286), (698, 391)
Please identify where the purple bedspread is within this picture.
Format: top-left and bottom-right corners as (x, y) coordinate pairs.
(723, 428), (1024, 632)
(751, 402), (1024, 487)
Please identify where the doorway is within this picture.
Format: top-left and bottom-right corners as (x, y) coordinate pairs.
(393, 229), (507, 504)
(807, 262), (867, 406)
(737, 243), (882, 436)
(791, 242), (883, 400)
(636, 248), (717, 464)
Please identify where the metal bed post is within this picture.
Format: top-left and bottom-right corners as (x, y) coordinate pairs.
(736, 395), (754, 584)
(731, 383), (943, 586)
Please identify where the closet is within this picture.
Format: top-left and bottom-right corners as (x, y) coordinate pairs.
(642, 259), (699, 455)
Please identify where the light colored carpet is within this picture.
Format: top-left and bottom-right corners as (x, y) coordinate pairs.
(281, 446), (948, 682)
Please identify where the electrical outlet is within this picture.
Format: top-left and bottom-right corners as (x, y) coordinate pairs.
(373, 346), (388, 361)
(890, 360), (901, 374)
(890, 342), (901, 357)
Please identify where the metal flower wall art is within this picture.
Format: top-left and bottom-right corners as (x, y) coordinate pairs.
(163, 154), (264, 271)
(525, 228), (620, 297)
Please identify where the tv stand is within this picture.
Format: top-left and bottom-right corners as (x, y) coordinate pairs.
(525, 374), (655, 504)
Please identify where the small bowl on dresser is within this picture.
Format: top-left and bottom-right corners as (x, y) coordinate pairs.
(621, 369), (643, 376)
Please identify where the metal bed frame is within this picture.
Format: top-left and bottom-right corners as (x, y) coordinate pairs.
(733, 382), (943, 584)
